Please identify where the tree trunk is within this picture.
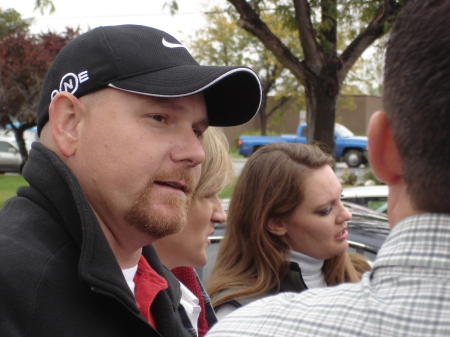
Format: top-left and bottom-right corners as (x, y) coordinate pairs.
(226, 0), (406, 153)
(10, 123), (32, 171)
(304, 53), (341, 155)
(305, 80), (338, 155)
(259, 95), (268, 136)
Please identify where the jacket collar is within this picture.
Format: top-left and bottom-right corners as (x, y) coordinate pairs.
(23, 143), (181, 315)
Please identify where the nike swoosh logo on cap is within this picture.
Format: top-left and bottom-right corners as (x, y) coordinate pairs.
(162, 38), (185, 49)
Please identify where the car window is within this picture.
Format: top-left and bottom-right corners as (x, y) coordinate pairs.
(342, 197), (387, 211)
(301, 126), (307, 137)
(0, 141), (17, 153)
(334, 124), (354, 138)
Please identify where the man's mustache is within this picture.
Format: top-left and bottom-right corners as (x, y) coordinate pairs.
(148, 167), (199, 197)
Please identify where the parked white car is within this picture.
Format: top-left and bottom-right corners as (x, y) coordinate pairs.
(341, 185), (388, 212)
(0, 127), (37, 174)
(0, 138), (23, 173)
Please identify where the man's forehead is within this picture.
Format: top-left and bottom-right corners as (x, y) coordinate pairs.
(141, 93), (205, 112)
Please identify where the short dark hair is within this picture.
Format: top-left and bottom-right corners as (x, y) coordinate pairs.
(383, 0), (450, 213)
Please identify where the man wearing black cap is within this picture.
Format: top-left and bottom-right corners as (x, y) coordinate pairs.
(0, 25), (261, 337)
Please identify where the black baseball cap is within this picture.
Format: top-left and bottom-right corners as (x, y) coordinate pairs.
(37, 24), (262, 135)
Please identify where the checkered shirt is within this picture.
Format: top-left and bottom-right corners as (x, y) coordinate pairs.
(206, 213), (450, 337)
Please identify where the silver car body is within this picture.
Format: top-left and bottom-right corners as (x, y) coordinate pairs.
(341, 185), (388, 212)
(0, 138), (23, 173)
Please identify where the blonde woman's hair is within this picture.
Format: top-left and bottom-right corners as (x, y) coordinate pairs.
(207, 142), (366, 307)
(195, 127), (234, 200)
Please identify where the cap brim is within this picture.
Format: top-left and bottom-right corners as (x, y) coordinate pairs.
(109, 65), (262, 127)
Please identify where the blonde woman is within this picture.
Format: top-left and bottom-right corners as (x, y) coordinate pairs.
(153, 127), (234, 336)
(207, 142), (370, 319)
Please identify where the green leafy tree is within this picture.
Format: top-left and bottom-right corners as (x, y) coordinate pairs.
(0, 0), (55, 38)
(188, 7), (303, 135)
(0, 8), (32, 37)
(343, 35), (388, 97)
(167, 0), (406, 153)
(34, 0), (56, 15)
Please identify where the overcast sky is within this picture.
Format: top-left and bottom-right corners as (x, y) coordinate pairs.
(1, 0), (208, 43)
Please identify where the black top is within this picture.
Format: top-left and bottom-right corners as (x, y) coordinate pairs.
(0, 142), (190, 337)
(214, 262), (308, 310)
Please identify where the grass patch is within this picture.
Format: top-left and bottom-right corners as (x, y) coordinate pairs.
(229, 147), (245, 159)
(0, 175), (28, 209)
(219, 178), (237, 199)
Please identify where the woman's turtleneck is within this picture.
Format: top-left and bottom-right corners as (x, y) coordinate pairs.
(289, 250), (327, 289)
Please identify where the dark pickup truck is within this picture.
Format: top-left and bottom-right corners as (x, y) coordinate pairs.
(238, 123), (368, 167)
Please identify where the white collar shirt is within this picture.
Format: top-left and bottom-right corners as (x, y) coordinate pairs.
(179, 281), (201, 335)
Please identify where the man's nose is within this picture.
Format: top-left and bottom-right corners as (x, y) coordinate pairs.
(170, 130), (205, 168)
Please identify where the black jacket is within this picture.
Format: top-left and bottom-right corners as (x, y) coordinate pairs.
(0, 143), (190, 337)
(214, 262), (308, 310)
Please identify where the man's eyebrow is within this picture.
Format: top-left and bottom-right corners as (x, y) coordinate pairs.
(142, 97), (183, 110)
(197, 117), (210, 129)
(141, 96), (209, 126)
(143, 97), (206, 114)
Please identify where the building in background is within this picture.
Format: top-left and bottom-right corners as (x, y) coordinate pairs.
(222, 95), (382, 148)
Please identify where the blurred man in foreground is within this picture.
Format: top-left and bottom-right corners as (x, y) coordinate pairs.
(207, 1), (450, 335)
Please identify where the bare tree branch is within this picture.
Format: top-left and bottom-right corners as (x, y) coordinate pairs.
(319, 0), (337, 52)
(339, 0), (402, 82)
(293, 0), (324, 74)
(34, 0), (55, 15)
(228, 0), (308, 84)
(267, 96), (291, 118)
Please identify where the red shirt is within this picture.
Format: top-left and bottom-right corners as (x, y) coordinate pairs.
(133, 255), (168, 330)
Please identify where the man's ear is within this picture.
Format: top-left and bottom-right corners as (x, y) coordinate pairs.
(367, 111), (402, 184)
(267, 218), (287, 237)
(48, 92), (84, 157)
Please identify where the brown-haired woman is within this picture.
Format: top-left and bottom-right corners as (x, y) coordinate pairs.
(206, 142), (370, 319)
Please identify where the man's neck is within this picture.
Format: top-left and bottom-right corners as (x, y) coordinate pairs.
(387, 183), (423, 229)
(91, 208), (155, 269)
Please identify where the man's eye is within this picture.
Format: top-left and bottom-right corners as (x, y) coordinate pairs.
(193, 129), (203, 139)
(151, 115), (167, 123)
